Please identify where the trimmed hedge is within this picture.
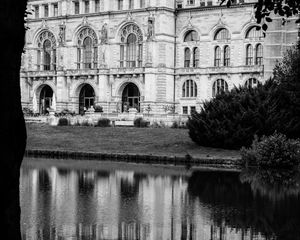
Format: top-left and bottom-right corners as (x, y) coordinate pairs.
(58, 118), (69, 126)
(96, 118), (110, 127)
(134, 117), (149, 128)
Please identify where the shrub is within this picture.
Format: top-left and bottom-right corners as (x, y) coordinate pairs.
(58, 118), (69, 126)
(94, 105), (103, 113)
(171, 120), (187, 129)
(96, 118), (110, 127)
(134, 117), (149, 128)
(59, 109), (75, 116)
(241, 132), (300, 168)
(187, 82), (274, 149)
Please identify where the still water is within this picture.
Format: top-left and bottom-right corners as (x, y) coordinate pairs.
(20, 158), (300, 240)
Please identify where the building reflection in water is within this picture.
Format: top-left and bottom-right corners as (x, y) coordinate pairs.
(20, 160), (300, 240)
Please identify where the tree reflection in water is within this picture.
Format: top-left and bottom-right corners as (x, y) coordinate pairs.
(188, 169), (300, 240)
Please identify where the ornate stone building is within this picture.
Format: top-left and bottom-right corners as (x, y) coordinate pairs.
(21, 0), (299, 115)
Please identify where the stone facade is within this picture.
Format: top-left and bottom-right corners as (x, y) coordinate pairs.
(21, 0), (299, 115)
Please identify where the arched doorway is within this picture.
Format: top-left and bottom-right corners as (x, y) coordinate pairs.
(39, 85), (53, 114)
(79, 84), (95, 114)
(122, 83), (140, 112)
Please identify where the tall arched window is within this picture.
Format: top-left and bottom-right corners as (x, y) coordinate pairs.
(184, 30), (198, 42)
(77, 27), (98, 69)
(214, 46), (221, 67)
(212, 79), (228, 97)
(245, 78), (258, 88)
(127, 33), (137, 68)
(36, 31), (56, 71)
(214, 28), (230, 40)
(182, 80), (197, 98)
(120, 24), (143, 68)
(246, 44), (253, 65)
(255, 44), (263, 65)
(43, 40), (52, 70)
(83, 37), (93, 69)
(184, 48), (191, 67)
(223, 45), (230, 66)
(193, 47), (200, 67)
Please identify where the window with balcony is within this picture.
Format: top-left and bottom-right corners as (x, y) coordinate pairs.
(184, 48), (191, 68)
(182, 80), (197, 98)
(120, 24), (143, 68)
(212, 79), (228, 97)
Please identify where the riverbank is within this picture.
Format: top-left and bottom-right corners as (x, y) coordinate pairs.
(26, 123), (241, 167)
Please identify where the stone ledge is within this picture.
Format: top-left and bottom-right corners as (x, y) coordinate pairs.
(25, 149), (243, 169)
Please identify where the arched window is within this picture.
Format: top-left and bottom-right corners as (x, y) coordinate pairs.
(212, 79), (228, 97)
(36, 31), (56, 71)
(184, 48), (191, 67)
(246, 44), (253, 65)
(127, 34), (137, 68)
(245, 26), (264, 39)
(214, 46), (221, 67)
(182, 80), (197, 98)
(223, 45), (230, 66)
(255, 44), (263, 65)
(245, 78), (258, 88)
(120, 24), (143, 68)
(214, 28), (230, 40)
(83, 37), (93, 69)
(77, 27), (98, 69)
(184, 30), (198, 42)
(193, 47), (200, 67)
(43, 40), (52, 70)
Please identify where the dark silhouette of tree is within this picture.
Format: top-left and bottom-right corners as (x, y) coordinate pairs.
(1, 1), (27, 240)
(222, 0), (300, 32)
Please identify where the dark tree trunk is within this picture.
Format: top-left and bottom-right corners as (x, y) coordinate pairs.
(0, 1), (27, 239)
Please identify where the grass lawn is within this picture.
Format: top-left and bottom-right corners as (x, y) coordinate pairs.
(26, 123), (240, 159)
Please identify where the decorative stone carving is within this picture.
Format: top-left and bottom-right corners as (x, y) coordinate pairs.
(147, 17), (155, 40)
(37, 30), (56, 48)
(120, 24), (143, 42)
(77, 27), (98, 46)
(100, 23), (108, 44)
(58, 22), (66, 46)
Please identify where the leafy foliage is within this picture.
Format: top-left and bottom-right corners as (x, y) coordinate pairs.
(134, 117), (149, 128)
(58, 118), (69, 126)
(187, 81), (274, 149)
(96, 118), (110, 127)
(221, 0), (300, 33)
(241, 132), (300, 168)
